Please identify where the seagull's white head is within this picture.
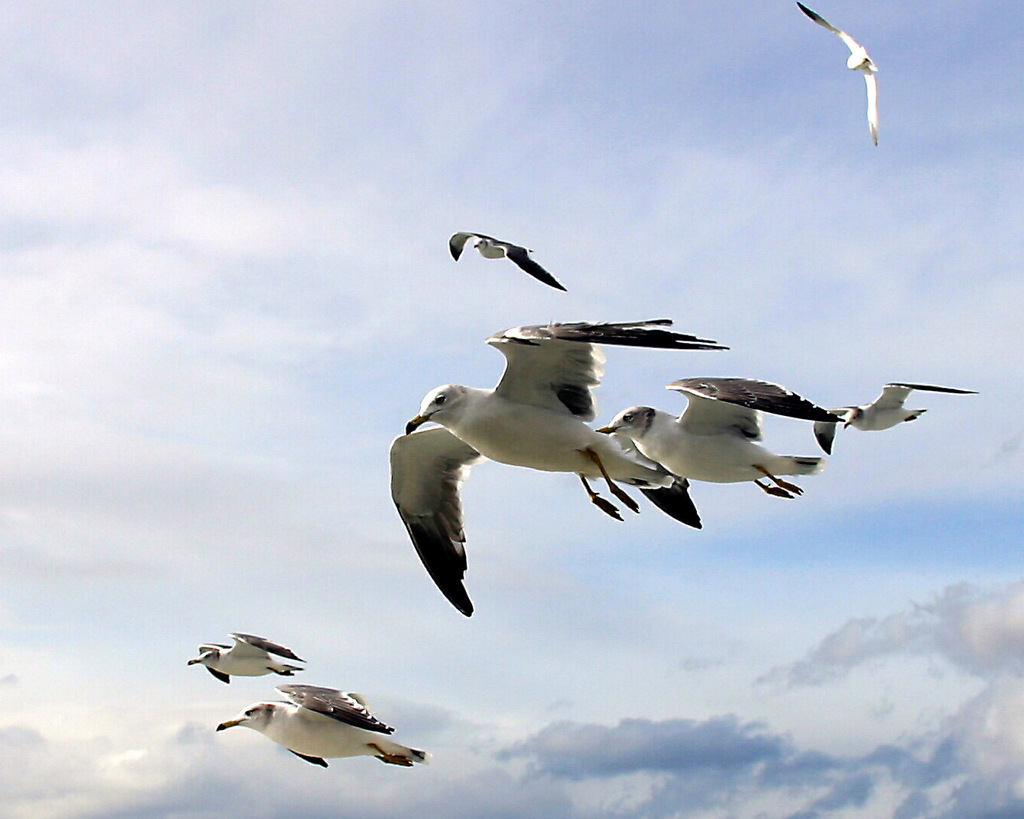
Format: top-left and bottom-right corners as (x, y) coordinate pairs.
(216, 702), (280, 734)
(848, 52), (876, 73)
(843, 407), (864, 428)
(187, 649), (219, 667)
(405, 385), (470, 434)
(597, 406), (657, 439)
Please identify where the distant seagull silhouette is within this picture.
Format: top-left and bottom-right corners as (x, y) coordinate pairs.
(449, 232), (567, 291)
(813, 383), (977, 454)
(797, 2), (879, 145)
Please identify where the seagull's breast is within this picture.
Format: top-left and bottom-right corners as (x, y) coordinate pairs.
(450, 398), (597, 472)
(637, 425), (773, 483)
(267, 710), (372, 758)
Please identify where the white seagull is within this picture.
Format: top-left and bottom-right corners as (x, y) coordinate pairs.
(797, 2), (879, 146)
(217, 684), (430, 768)
(598, 378), (837, 500)
(187, 633), (305, 684)
(449, 231), (567, 291)
(392, 320), (725, 615)
(813, 382), (978, 454)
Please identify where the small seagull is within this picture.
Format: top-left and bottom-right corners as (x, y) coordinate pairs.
(449, 232), (567, 291)
(797, 2), (879, 146)
(187, 633), (305, 684)
(393, 320), (724, 615)
(216, 684), (430, 768)
(813, 383), (978, 454)
(599, 378), (837, 501)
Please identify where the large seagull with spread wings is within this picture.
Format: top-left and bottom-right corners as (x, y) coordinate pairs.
(391, 320), (725, 615)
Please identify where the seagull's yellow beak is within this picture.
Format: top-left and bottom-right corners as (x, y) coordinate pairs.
(216, 719), (242, 732)
(595, 425), (615, 434)
(405, 415), (428, 435)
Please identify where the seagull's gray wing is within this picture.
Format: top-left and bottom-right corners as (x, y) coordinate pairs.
(668, 378), (840, 423)
(490, 321), (726, 420)
(231, 633), (304, 663)
(501, 244), (567, 291)
(797, 3), (841, 35)
(886, 382), (978, 396)
(390, 427), (485, 617)
(449, 231), (491, 261)
(873, 384), (916, 410)
(277, 684), (394, 734)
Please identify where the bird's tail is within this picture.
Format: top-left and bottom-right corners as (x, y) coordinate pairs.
(904, 409), (927, 423)
(273, 664), (305, 676)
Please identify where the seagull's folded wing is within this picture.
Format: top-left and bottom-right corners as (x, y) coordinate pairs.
(390, 428), (485, 617)
(232, 633), (304, 663)
(277, 684), (394, 733)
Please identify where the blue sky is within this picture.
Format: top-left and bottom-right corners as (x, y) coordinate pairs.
(1, 1), (1022, 816)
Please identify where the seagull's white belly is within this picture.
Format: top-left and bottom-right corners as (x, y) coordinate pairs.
(267, 713), (374, 759)
(451, 402), (667, 483)
(638, 432), (770, 484)
(211, 655), (273, 677)
(852, 409), (905, 431)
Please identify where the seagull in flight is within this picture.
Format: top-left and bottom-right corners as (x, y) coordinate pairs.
(216, 684), (430, 768)
(392, 320), (725, 615)
(187, 633), (305, 684)
(449, 232), (567, 291)
(813, 382), (977, 454)
(797, 2), (879, 145)
(599, 378), (836, 503)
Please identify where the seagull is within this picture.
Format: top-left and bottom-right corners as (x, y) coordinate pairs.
(187, 633), (305, 684)
(449, 232), (567, 291)
(598, 378), (837, 500)
(813, 382), (978, 454)
(216, 684), (430, 768)
(393, 320), (725, 616)
(797, 2), (879, 145)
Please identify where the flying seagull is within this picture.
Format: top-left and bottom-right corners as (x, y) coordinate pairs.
(797, 2), (879, 145)
(449, 232), (567, 291)
(392, 320), (725, 615)
(813, 382), (977, 454)
(216, 684), (430, 768)
(599, 378), (836, 503)
(187, 633), (305, 684)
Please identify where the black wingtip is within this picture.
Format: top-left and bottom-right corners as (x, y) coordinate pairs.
(640, 479), (702, 529)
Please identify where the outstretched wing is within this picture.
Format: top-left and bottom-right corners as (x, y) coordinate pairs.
(797, 2), (841, 35)
(501, 244), (567, 291)
(669, 378), (839, 422)
(490, 321), (725, 421)
(231, 633), (304, 663)
(449, 231), (490, 261)
(391, 427), (485, 617)
(886, 382), (977, 396)
(277, 684), (394, 734)
(864, 72), (879, 145)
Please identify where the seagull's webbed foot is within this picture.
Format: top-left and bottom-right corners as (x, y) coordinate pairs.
(579, 474), (623, 521)
(754, 466), (803, 497)
(370, 743), (415, 766)
(583, 448), (640, 514)
(755, 479), (795, 499)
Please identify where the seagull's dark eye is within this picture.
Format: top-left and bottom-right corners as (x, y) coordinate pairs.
(435, 394), (447, 406)
(623, 413), (635, 423)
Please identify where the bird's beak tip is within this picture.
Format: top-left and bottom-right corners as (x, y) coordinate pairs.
(595, 425), (614, 434)
(216, 721), (237, 732)
(405, 415), (426, 435)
